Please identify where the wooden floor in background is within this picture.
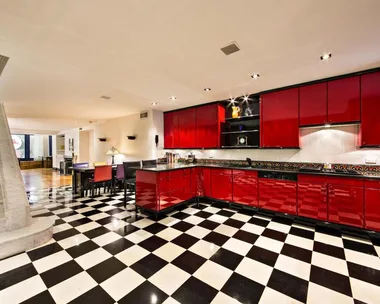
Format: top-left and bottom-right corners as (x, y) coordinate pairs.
(21, 168), (72, 191)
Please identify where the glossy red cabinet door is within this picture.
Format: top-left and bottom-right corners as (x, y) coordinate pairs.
(178, 108), (197, 148)
(196, 104), (225, 148)
(365, 188), (380, 232)
(297, 175), (327, 221)
(258, 179), (297, 215)
(192, 167), (212, 197)
(299, 83), (327, 126)
(327, 177), (364, 228)
(164, 111), (179, 149)
(260, 88), (299, 148)
(327, 76), (360, 124)
(136, 171), (159, 211)
(211, 169), (233, 201)
(233, 170), (258, 207)
(360, 71), (380, 147)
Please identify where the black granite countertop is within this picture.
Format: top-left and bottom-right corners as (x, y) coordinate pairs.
(137, 163), (380, 179)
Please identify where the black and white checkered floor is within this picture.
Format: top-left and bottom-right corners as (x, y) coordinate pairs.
(1, 186), (380, 304)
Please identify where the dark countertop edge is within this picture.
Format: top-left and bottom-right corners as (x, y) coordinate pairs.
(136, 164), (380, 179)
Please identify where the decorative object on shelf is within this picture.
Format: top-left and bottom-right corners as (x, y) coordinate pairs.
(231, 105), (241, 118)
(127, 135), (136, 140)
(244, 105), (253, 116)
(237, 135), (248, 146)
(238, 124), (246, 131)
(106, 146), (120, 164)
(98, 137), (107, 142)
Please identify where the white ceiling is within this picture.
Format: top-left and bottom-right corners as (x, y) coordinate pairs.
(1, 0), (380, 132)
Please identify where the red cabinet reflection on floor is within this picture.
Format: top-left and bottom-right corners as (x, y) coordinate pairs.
(364, 179), (380, 232)
(297, 174), (327, 221)
(327, 177), (364, 228)
(211, 169), (233, 201)
(232, 170), (258, 207)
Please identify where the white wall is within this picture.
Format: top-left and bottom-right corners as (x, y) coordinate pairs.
(166, 124), (380, 165)
(79, 131), (90, 163)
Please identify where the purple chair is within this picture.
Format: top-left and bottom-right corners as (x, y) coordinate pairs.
(73, 162), (89, 169)
(113, 164), (125, 193)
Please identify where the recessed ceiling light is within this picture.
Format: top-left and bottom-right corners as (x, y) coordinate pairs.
(230, 98), (236, 103)
(251, 73), (260, 79)
(320, 53), (332, 61)
(204, 88), (211, 92)
(151, 101), (158, 106)
(100, 95), (111, 100)
(243, 96), (249, 101)
(170, 96), (177, 101)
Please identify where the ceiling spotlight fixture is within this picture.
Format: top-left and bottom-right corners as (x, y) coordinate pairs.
(251, 73), (260, 79)
(320, 53), (332, 61)
(204, 88), (211, 92)
(100, 95), (111, 100)
(151, 101), (158, 106)
(230, 98), (236, 103)
(243, 95), (249, 101)
(170, 96), (177, 101)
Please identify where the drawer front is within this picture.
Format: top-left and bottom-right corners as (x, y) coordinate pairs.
(298, 174), (328, 184)
(298, 181), (327, 221)
(326, 176), (363, 187)
(364, 179), (380, 189)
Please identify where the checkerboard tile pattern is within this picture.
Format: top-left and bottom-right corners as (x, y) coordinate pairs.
(1, 186), (380, 303)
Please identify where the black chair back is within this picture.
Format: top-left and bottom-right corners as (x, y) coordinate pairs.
(123, 161), (141, 179)
(142, 159), (157, 167)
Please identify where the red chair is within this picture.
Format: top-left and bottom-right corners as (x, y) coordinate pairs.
(89, 165), (113, 197)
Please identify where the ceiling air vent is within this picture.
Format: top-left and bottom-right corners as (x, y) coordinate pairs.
(0, 55), (9, 77)
(221, 42), (240, 55)
(140, 111), (148, 119)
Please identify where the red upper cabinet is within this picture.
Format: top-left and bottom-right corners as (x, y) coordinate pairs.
(360, 71), (380, 147)
(178, 108), (197, 148)
(196, 104), (225, 148)
(299, 82), (327, 126)
(327, 76), (360, 124)
(164, 111), (179, 149)
(260, 88), (299, 148)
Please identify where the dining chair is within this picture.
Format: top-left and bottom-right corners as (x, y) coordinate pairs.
(93, 161), (107, 167)
(123, 161), (141, 207)
(73, 162), (89, 169)
(142, 159), (157, 167)
(89, 165), (113, 197)
(113, 164), (125, 193)
(72, 162), (90, 195)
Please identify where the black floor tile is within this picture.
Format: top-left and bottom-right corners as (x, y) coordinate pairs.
(171, 212), (190, 220)
(119, 281), (168, 304)
(27, 243), (63, 261)
(20, 290), (55, 304)
(106, 208), (125, 216)
(172, 233), (199, 249)
(272, 215), (294, 226)
(82, 209), (101, 217)
(172, 276), (218, 304)
(83, 226), (110, 239)
(54, 219), (66, 226)
(315, 224), (341, 237)
(69, 217), (92, 227)
(347, 261), (380, 286)
(138, 235), (167, 252)
(113, 224), (139, 237)
(310, 265), (352, 297)
(56, 211), (77, 218)
(95, 216), (114, 226)
(53, 228), (80, 241)
(248, 217), (269, 227)
(262, 228), (287, 242)
(217, 210), (235, 218)
(210, 248), (243, 271)
(198, 220), (219, 231)
(267, 269), (309, 303)
(172, 221), (194, 232)
(224, 218), (245, 229)
(172, 250), (207, 274)
(246, 245), (279, 267)
(193, 203), (208, 210)
(66, 240), (99, 258)
(195, 211), (213, 219)
(232, 230), (259, 244)
(221, 272), (264, 304)
(144, 223), (167, 234)
(238, 208), (257, 216)
(70, 286), (114, 304)
(203, 231), (229, 246)
(0, 264), (38, 290)
(289, 226), (315, 240)
(102, 238), (134, 255)
(130, 254), (168, 278)
(313, 241), (346, 260)
(281, 243), (312, 263)
(86, 257), (127, 283)
(343, 239), (378, 256)
(40, 260), (83, 288)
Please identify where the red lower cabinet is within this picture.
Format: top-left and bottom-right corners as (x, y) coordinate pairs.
(364, 180), (380, 232)
(258, 177), (297, 215)
(233, 170), (258, 207)
(327, 177), (364, 228)
(193, 167), (211, 197)
(136, 170), (159, 212)
(211, 169), (233, 201)
(297, 175), (328, 221)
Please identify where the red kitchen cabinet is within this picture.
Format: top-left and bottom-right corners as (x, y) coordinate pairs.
(164, 111), (179, 149)
(360, 71), (380, 147)
(233, 170), (258, 207)
(327, 76), (360, 124)
(136, 170), (159, 212)
(298, 174), (327, 221)
(191, 167), (211, 197)
(196, 104), (225, 148)
(299, 82), (328, 126)
(260, 88), (299, 148)
(364, 179), (380, 232)
(178, 108), (197, 148)
(327, 177), (364, 228)
(258, 178), (297, 215)
(211, 169), (233, 201)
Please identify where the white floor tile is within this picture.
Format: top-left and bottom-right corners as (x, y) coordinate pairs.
(254, 236), (284, 253)
(342, 234), (372, 245)
(53, 223), (72, 234)
(350, 277), (380, 304)
(75, 207), (95, 214)
(92, 232), (122, 247)
(113, 211), (130, 219)
(158, 217), (180, 227)
(235, 257), (273, 285)
(307, 282), (353, 304)
(311, 252), (348, 275)
(182, 207), (200, 215)
(132, 218), (155, 228)
(314, 232), (343, 248)
(157, 227), (182, 241)
(162, 297), (181, 304)
(75, 221), (101, 233)
(189, 239), (220, 259)
(222, 238), (252, 256)
(125, 230), (153, 244)
(57, 234), (89, 249)
(154, 242), (186, 262)
(33, 250), (72, 273)
(149, 264), (190, 295)
(88, 212), (110, 221)
(98, 205), (117, 212)
(241, 223), (266, 235)
(186, 226), (210, 239)
(0, 253), (31, 275)
(75, 248), (112, 270)
(194, 260), (233, 289)
(344, 249), (380, 271)
(104, 219), (128, 231)
(115, 245), (149, 266)
(214, 224), (239, 237)
(230, 213), (251, 222)
(259, 287), (303, 304)
(285, 234), (314, 251)
(183, 215), (204, 225)
(63, 213), (85, 223)
(208, 214), (228, 224)
(275, 254), (311, 280)
(267, 221), (291, 234)
(50, 272), (97, 304)
(211, 292), (240, 304)
(203, 206), (220, 214)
